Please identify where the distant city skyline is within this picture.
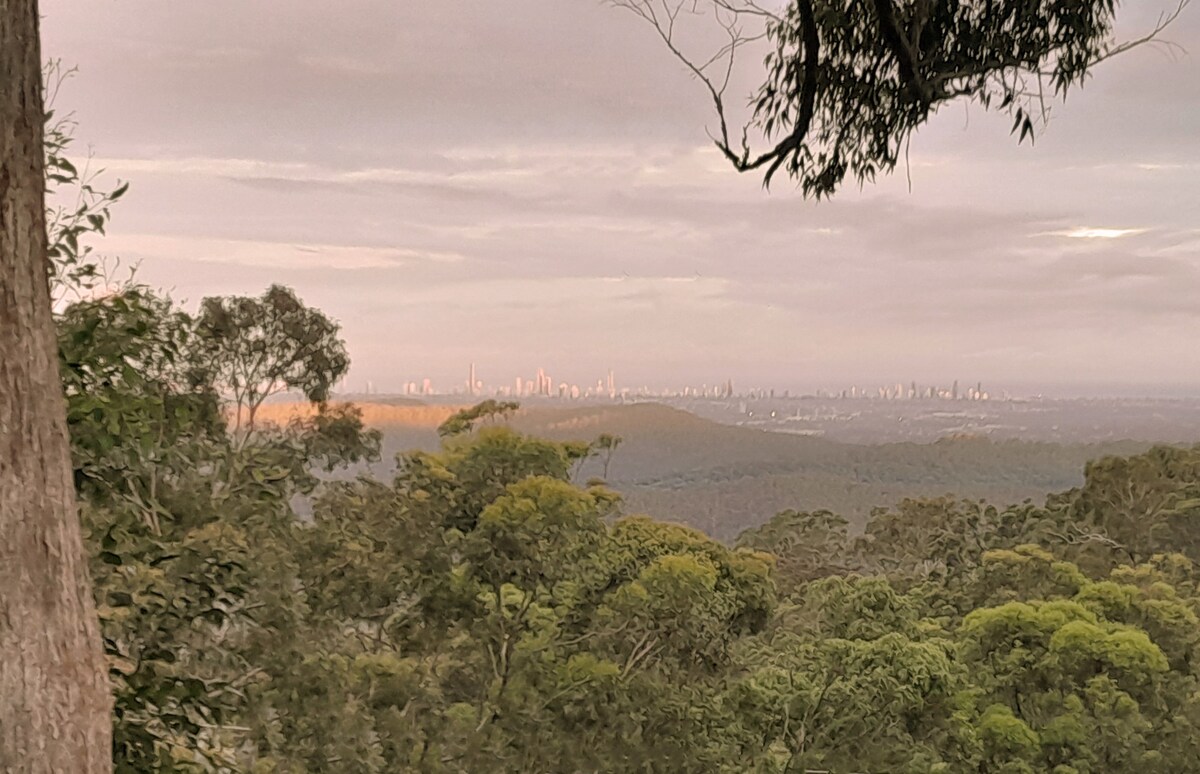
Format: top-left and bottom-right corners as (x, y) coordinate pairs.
(350, 362), (1165, 402)
(336, 355), (1200, 400)
(349, 368), (1200, 400)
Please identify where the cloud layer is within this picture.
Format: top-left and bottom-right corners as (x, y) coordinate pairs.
(41, 0), (1200, 394)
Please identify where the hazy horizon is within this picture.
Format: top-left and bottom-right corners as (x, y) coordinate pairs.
(41, 1), (1200, 396)
(332, 369), (1200, 401)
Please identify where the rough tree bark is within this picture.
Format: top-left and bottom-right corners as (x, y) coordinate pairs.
(0, 1), (112, 771)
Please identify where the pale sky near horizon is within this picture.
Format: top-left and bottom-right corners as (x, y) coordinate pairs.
(40, 1), (1200, 396)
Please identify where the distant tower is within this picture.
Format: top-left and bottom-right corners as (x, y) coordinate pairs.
(952, 380), (959, 400)
(607, 369), (615, 396)
(469, 363), (477, 396)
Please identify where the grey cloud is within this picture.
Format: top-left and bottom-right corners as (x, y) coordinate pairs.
(39, 0), (1200, 393)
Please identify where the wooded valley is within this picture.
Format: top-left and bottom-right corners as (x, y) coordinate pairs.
(58, 281), (1200, 772)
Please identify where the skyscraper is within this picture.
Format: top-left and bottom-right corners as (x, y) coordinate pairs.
(469, 363), (477, 396)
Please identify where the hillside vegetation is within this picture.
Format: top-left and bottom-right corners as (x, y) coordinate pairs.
(517, 404), (1151, 539)
(42, 173), (1200, 774)
(269, 400), (1150, 540)
(62, 290), (1200, 771)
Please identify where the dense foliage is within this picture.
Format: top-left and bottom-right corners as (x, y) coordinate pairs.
(753, 0), (1124, 193)
(617, 0), (1185, 194)
(344, 403), (1152, 543)
(56, 272), (1200, 772)
(48, 113), (1200, 773)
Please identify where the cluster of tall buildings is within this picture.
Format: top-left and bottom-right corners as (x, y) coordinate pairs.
(672, 380), (736, 399)
(387, 368), (991, 404)
(510, 367), (558, 398)
(815, 380), (992, 401)
(399, 378), (434, 397)
(389, 365), (740, 402)
(463, 364), (620, 401)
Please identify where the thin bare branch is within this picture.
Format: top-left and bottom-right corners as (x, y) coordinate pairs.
(713, 0), (783, 22)
(1095, 0), (1191, 65)
(611, 0), (789, 177)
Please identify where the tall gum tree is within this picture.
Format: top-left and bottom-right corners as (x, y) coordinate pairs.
(0, 1), (112, 770)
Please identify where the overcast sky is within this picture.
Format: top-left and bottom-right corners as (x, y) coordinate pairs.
(40, 1), (1200, 396)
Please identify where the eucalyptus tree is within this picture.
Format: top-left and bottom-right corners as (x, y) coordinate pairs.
(0, 3), (111, 770)
(614, 0), (1189, 194)
(194, 284), (349, 432)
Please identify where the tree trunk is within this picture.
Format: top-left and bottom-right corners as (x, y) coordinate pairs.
(0, 1), (112, 771)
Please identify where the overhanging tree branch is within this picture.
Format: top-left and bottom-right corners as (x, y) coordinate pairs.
(614, 0), (1192, 196)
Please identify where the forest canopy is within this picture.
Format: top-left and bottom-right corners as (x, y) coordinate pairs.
(3, 1), (1195, 768)
(48, 172), (1200, 769)
(62, 268), (1200, 771)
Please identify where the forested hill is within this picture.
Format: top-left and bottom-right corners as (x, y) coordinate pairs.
(55, 284), (1200, 772)
(518, 404), (1152, 540)
(260, 401), (1152, 540)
